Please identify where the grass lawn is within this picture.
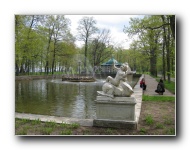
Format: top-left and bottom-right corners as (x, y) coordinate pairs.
(143, 95), (175, 101)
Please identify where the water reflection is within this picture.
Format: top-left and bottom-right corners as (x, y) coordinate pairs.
(15, 78), (137, 119)
(15, 79), (104, 119)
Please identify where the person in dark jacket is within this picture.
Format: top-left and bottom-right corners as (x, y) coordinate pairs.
(155, 79), (165, 95)
(140, 78), (146, 90)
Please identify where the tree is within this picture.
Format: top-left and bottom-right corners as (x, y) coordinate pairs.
(42, 15), (56, 75)
(51, 15), (71, 74)
(15, 15), (77, 75)
(89, 29), (113, 68)
(77, 16), (98, 73)
(161, 15), (173, 82)
(123, 15), (174, 77)
(15, 15), (45, 75)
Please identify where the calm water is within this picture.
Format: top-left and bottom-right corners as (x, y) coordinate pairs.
(15, 78), (138, 119)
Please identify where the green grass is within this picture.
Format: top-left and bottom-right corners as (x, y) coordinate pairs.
(60, 122), (80, 129)
(145, 115), (154, 125)
(139, 128), (147, 135)
(15, 118), (81, 135)
(155, 123), (164, 129)
(19, 118), (31, 124)
(105, 128), (116, 135)
(17, 129), (28, 135)
(164, 128), (175, 135)
(164, 81), (175, 94)
(60, 129), (72, 135)
(42, 127), (53, 135)
(31, 119), (41, 125)
(44, 120), (57, 128)
(163, 117), (174, 125)
(143, 95), (175, 101)
(70, 123), (80, 129)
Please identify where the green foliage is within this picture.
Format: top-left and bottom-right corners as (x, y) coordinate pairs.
(123, 15), (175, 76)
(15, 15), (77, 75)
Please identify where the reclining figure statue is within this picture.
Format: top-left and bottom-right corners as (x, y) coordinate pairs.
(97, 62), (134, 98)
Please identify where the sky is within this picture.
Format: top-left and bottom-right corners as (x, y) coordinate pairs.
(65, 15), (143, 49)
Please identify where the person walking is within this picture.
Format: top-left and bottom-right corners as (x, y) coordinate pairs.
(155, 79), (165, 95)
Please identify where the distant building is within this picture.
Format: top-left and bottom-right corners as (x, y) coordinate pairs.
(101, 57), (122, 73)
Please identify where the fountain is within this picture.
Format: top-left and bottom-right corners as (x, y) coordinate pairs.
(62, 76), (96, 82)
(62, 54), (96, 82)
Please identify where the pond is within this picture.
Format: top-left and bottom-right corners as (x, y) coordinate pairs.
(15, 77), (139, 119)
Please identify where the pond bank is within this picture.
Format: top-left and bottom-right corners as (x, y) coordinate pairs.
(15, 75), (62, 80)
(15, 74), (142, 81)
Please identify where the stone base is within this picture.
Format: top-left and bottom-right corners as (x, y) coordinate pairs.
(93, 96), (137, 129)
(93, 119), (137, 129)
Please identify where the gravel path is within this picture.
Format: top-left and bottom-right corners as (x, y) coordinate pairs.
(142, 74), (175, 96)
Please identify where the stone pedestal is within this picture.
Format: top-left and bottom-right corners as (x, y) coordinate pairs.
(93, 96), (137, 129)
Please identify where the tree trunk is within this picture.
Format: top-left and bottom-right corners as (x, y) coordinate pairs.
(166, 31), (171, 82)
(161, 15), (166, 80)
(169, 15), (175, 40)
(149, 49), (157, 76)
(15, 62), (19, 76)
(149, 30), (157, 77)
(52, 48), (56, 75)
(161, 15), (172, 82)
(162, 38), (166, 80)
(84, 37), (88, 74)
(45, 25), (54, 75)
(166, 17), (171, 82)
(45, 61), (49, 75)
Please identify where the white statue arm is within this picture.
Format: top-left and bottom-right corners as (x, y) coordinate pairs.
(112, 62), (119, 71)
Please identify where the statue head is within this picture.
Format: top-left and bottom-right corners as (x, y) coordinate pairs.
(120, 63), (128, 72)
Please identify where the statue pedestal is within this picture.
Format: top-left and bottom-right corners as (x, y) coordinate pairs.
(93, 96), (137, 129)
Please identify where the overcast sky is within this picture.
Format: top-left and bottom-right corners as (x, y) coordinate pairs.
(65, 15), (143, 49)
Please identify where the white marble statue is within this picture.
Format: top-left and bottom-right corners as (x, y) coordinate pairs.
(97, 62), (134, 98)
